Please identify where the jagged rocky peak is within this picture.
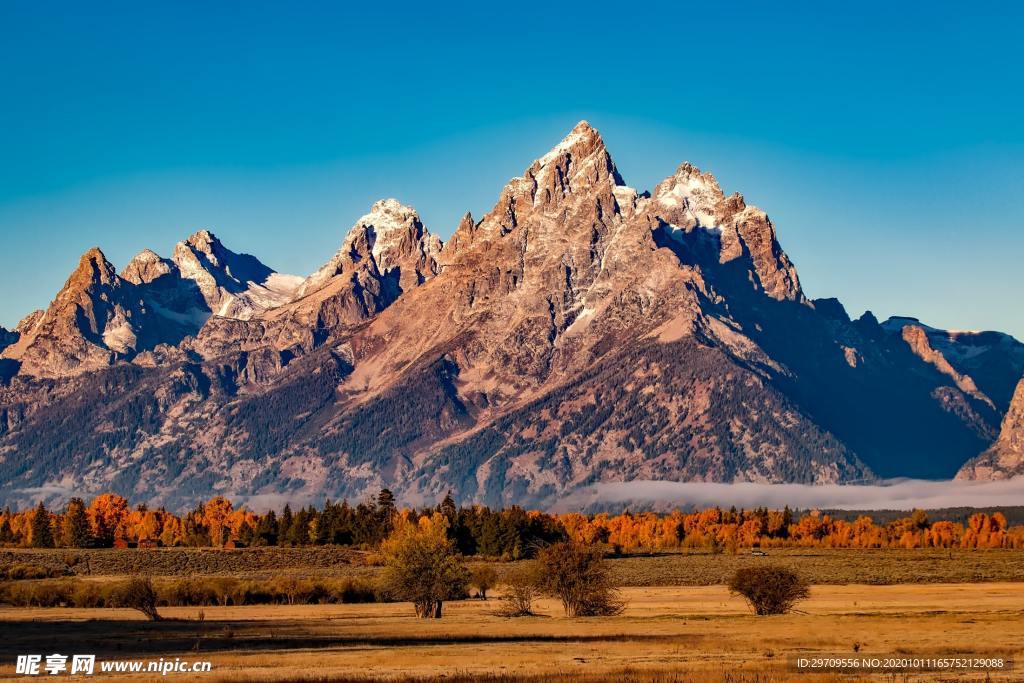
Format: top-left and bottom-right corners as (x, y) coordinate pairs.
(121, 248), (173, 285)
(650, 160), (803, 302)
(296, 198), (441, 299)
(171, 229), (301, 320)
(958, 377), (1024, 480)
(812, 297), (852, 323)
(441, 122), (642, 286)
(66, 247), (119, 291)
(173, 229), (232, 278)
(532, 120), (621, 184)
(49, 247), (126, 317)
(186, 228), (218, 252)
(652, 162), (727, 228)
(357, 198), (441, 275)
(1, 246), (138, 376)
(520, 121), (622, 205)
(440, 211), (476, 263)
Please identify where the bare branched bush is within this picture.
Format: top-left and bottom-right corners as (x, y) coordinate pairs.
(494, 565), (539, 617)
(728, 565), (809, 616)
(535, 542), (625, 617)
(114, 576), (162, 621)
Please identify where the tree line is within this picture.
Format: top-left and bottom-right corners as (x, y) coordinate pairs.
(3, 491), (1022, 552)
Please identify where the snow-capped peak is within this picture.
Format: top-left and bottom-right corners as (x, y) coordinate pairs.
(294, 198), (440, 300)
(186, 229), (219, 251)
(349, 198), (425, 268)
(121, 249), (173, 285)
(537, 120), (600, 167)
(167, 231), (300, 319)
(653, 162), (725, 228)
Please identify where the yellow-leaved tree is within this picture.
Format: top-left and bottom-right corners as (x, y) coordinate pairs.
(378, 512), (469, 618)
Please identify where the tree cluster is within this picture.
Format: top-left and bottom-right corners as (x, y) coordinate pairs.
(3, 494), (1022, 552)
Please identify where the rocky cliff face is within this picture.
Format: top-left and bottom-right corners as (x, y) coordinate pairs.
(958, 378), (1024, 480)
(171, 230), (302, 320)
(650, 162), (803, 302)
(281, 199), (441, 328)
(882, 316), (1024, 412)
(0, 121), (1019, 509)
(1, 248), (144, 377)
(0, 327), (15, 353)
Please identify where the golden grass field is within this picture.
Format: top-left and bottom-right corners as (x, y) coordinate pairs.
(1, 582), (1022, 682)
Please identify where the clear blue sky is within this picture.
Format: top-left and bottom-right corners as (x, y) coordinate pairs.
(2, 1), (1022, 337)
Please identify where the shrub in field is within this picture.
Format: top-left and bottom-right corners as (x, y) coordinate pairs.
(163, 578), (218, 607)
(0, 562), (66, 580)
(0, 579), (73, 607)
(331, 578), (378, 604)
(379, 513), (469, 618)
(495, 565), (539, 617)
(0, 574), (385, 609)
(728, 565), (810, 615)
(71, 581), (113, 608)
(535, 542), (624, 617)
(471, 565), (499, 600)
(207, 577), (247, 606)
(270, 576), (307, 605)
(114, 576), (162, 621)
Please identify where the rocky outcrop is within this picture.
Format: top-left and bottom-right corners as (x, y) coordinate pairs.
(882, 316), (1024, 412)
(297, 199), (441, 300)
(958, 377), (1024, 480)
(121, 249), (175, 285)
(275, 199), (441, 332)
(0, 327), (15, 355)
(899, 324), (995, 408)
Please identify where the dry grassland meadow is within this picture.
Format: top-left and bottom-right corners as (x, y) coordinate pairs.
(2, 548), (1023, 682)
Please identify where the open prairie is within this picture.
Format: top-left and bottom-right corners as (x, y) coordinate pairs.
(1, 583), (1022, 682)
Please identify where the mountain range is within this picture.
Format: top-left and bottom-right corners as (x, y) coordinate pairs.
(2, 122), (1022, 510)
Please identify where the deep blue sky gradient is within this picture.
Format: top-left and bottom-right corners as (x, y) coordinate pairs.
(1, 2), (1022, 336)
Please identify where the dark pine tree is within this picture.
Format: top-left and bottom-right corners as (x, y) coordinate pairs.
(278, 505), (294, 546)
(61, 497), (92, 548)
(440, 491), (457, 521)
(30, 501), (55, 548)
(0, 517), (13, 545)
(256, 510), (278, 546)
(377, 489), (396, 535)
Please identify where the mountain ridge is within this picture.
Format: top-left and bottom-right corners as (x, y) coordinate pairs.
(0, 121), (1020, 509)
